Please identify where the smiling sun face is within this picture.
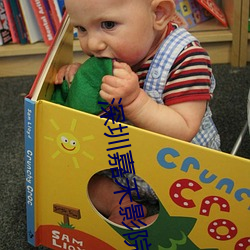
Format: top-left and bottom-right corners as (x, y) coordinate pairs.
(44, 118), (95, 168)
(57, 132), (80, 154)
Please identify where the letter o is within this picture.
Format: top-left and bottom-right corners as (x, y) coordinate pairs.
(208, 219), (237, 241)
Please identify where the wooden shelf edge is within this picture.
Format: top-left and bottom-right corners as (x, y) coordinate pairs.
(0, 40), (82, 57)
(0, 50), (88, 77)
(189, 18), (233, 42)
(191, 30), (233, 43)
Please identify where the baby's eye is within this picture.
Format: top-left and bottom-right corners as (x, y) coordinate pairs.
(76, 26), (86, 32)
(101, 21), (116, 30)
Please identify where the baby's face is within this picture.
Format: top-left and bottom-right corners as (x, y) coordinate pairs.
(65, 0), (158, 68)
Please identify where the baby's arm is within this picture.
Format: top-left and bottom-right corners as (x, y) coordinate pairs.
(55, 62), (81, 84)
(101, 61), (206, 142)
(124, 91), (206, 141)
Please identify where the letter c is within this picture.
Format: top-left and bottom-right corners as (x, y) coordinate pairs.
(234, 188), (250, 210)
(157, 148), (180, 169)
(170, 179), (202, 208)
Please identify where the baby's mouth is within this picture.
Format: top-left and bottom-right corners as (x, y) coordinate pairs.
(113, 58), (123, 63)
(93, 56), (123, 63)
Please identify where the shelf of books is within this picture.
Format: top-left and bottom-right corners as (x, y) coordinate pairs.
(0, 0), (246, 77)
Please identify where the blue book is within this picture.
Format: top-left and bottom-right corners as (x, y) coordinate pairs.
(56, 0), (65, 16)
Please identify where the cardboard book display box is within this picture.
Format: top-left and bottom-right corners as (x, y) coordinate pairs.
(25, 14), (250, 250)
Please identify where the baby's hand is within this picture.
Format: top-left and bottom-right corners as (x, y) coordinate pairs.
(100, 61), (140, 107)
(55, 62), (81, 85)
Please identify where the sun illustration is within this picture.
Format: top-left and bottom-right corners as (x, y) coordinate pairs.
(44, 118), (95, 168)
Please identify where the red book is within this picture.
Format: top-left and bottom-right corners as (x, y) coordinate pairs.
(43, 0), (56, 34)
(48, 0), (60, 30)
(30, 0), (55, 45)
(2, 0), (19, 43)
(196, 0), (228, 27)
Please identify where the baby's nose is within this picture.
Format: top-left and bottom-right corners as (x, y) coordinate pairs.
(88, 35), (106, 53)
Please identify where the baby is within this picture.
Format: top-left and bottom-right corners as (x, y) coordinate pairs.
(55, 0), (220, 226)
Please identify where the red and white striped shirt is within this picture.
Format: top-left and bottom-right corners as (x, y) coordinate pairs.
(136, 22), (212, 106)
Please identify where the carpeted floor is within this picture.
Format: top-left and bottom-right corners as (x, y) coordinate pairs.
(0, 63), (249, 249)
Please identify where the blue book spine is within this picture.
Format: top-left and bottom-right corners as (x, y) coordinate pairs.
(56, 0), (65, 15)
(24, 98), (36, 246)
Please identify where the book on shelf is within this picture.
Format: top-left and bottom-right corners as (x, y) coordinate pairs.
(9, 0), (28, 44)
(56, 0), (65, 17)
(43, 0), (57, 35)
(48, 0), (62, 30)
(19, 0), (43, 44)
(25, 13), (250, 250)
(196, 0), (228, 27)
(30, 0), (55, 45)
(0, 0), (12, 45)
(2, 0), (19, 43)
(175, 0), (213, 29)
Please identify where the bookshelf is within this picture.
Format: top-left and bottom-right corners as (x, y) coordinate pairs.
(189, 0), (242, 67)
(0, 0), (246, 77)
(0, 40), (88, 77)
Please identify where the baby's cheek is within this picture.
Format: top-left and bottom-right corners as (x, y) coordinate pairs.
(115, 45), (145, 66)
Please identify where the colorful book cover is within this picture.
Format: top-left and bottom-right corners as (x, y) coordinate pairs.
(25, 13), (250, 250)
(19, 0), (43, 43)
(30, 0), (55, 45)
(0, 0), (12, 45)
(175, 0), (213, 28)
(196, 0), (228, 27)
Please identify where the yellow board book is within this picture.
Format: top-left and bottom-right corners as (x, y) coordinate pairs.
(25, 14), (250, 250)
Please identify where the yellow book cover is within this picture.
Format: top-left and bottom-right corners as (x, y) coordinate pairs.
(25, 13), (250, 250)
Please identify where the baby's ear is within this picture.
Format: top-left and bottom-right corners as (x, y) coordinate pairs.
(152, 0), (175, 31)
